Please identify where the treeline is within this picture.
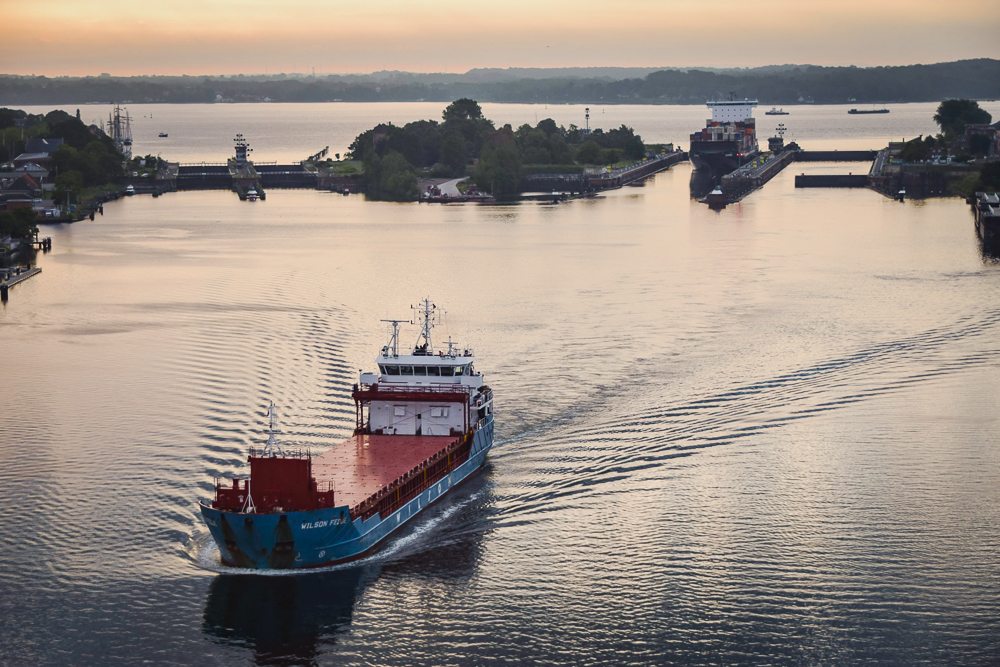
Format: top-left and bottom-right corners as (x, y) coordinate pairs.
(2, 59), (998, 105)
(348, 99), (647, 200)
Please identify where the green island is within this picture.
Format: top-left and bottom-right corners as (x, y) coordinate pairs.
(344, 98), (651, 201)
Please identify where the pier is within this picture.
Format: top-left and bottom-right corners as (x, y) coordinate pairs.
(795, 174), (869, 188)
(796, 150), (877, 162)
(0, 266), (41, 301)
(720, 150), (797, 201)
(707, 148), (878, 206)
(522, 150), (687, 194)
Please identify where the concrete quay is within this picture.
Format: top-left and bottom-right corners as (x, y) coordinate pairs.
(0, 266), (41, 301)
(708, 148), (878, 206)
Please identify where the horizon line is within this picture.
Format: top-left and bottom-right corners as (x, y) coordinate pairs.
(3, 57), (998, 79)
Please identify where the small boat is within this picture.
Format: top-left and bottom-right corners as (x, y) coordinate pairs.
(765, 107), (789, 115)
(246, 189), (259, 201)
(896, 188), (906, 201)
(848, 108), (890, 114)
(125, 185), (135, 196)
(158, 132), (169, 138)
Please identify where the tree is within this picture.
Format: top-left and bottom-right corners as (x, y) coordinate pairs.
(474, 128), (522, 196)
(54, 170), (84, 206)
(934, 99), (992, 137)
(442, 98), (483, 122)
(0, 207), (38, 239)
(440, 132), (467, 173)
(575, 140), (601, 164)
(363, 150), (417, 201)
(899, 136), (935, 162)
(536, 118), (559, 136)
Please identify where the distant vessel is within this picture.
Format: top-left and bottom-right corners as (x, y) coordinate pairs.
(848, 108), (890, 114)
(158, 132), (168, 138)
(765, 107), (789, 115)
(200, 299), (495, 569)
(689, 99), (759, 182)
(106, 104), (133, 159)
(125, 185), (135, 196)
(246, 189), (259, 201)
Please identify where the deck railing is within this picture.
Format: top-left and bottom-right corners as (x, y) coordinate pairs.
(349, 430), (475, 521)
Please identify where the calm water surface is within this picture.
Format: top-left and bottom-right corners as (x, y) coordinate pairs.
(1, 104), (999, 665)
(17, 100), (1000, 162)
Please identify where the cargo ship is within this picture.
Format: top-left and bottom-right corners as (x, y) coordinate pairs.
(848, 108), (890, 114)
(689, 99), (759, 194)
(199, 299), (495, 569)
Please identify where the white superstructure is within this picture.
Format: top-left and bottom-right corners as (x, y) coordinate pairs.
(358, 299), (492, 437)
(706, 99), (758, 123)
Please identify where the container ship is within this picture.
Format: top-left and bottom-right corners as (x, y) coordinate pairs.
(689, 99), (760, 180)
(199, 299), (495, 569)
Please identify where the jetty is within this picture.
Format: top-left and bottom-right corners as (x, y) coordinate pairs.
(0, 266), (41, 301)
(706, 148), (879, 207)
(522, 150), (687, 196)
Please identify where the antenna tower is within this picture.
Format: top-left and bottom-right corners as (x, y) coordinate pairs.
(411, 298), (438, 355)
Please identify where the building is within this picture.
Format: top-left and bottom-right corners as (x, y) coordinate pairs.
(964, 121), (1000, 158)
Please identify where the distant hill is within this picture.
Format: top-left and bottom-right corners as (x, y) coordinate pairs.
(1, 60), (998, 105)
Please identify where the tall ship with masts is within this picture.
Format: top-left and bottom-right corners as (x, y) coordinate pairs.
(199, 299), (495, 569)
(106, 104), (133, 159)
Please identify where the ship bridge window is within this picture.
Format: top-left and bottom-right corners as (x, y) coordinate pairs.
(400, 366), (414, 376)
(383, 365), (399, 375)
(413, 366), (427, 376)
(430, 406), (449, 418)
(426, 366), (441, 377)
(439, 367), (454, 377)
(394, 405), (406, 417)
(455, 365), (466, 376)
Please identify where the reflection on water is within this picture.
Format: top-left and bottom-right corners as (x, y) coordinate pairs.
(202, 473), (491, 665)
(1, 142), (998, 664)
(204, 569), (369, 664)
(979, 237), (1000, 263)
(688, 167), (717, 199)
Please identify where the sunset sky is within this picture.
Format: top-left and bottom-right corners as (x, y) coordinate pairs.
(3, 0), (999, 76)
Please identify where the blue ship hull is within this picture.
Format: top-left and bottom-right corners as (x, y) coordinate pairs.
(200, 417), (494, 569)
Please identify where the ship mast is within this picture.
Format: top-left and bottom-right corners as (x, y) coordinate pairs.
(262, 401), (282, 456)
(412, 298), (437, 355)
(106, 104), (133, 159)
(380, 319), (405, 357)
